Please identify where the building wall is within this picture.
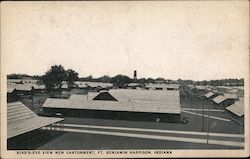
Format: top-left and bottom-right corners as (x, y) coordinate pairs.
(214, 99), (236, 109)
(13, 90), (31, 96)
(43, 107), (181, 123)
(7, 93), (19, 102)
(7, 128), (63, 150)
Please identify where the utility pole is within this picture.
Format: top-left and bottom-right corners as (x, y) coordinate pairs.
(31, 87), (34, 110)
(206, 99), (210, 144)
(196, 92), (198, 116)
(202, 97), (204, 132)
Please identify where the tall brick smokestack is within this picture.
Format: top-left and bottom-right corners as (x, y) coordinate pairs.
(134, 70), (137, 79)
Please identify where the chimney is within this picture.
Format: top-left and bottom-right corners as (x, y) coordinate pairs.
(134, 70), (137, 79)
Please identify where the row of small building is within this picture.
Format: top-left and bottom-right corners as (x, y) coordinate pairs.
(188, 85), (244, 126)
(8, 79), (180, 90)
(188, 85), (244, 97)
(7, 79), (180, 102)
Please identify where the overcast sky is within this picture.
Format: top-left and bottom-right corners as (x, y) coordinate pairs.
(2, 1), (249, 80)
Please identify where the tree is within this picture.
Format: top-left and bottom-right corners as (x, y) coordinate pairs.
(42, 65), (67, 90)
(156, 77), (165, 81)
(66, 69), (79, 88)
(146, 78), (155, 83)
(138, 78), (146, 84)
(97, 75), (112, 83)
(84, 75), (93, 81)
(7, 74), (31, 79)
(111, 75), (132, 88)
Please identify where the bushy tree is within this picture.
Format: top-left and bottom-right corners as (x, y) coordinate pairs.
(111, 75), (132, 88)
(42, 65), (67, 90)
(66, 69), (79, 88)
(42, 65), (80, 90)
(146, 78), (155, 83)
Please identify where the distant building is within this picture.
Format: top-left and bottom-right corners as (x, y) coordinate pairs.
(231, 87), (244, 97)
(49, 90), (71, 99)
(145, 83), (179, 91)
(7, 81), (45, 97)
(193, 85), (207, 96)
(212, 94), (238, 109)
(216, 86), (233, 94)
(204, 92), (218, 100)
(71, 88), (88, 94)
(127, 83), (140, 89)
(75, 81), (113, 90)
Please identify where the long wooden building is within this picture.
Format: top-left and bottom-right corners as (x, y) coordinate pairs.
(42, 89), (181, 123)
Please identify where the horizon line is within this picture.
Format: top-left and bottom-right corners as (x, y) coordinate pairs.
(6, 72), (244, 82)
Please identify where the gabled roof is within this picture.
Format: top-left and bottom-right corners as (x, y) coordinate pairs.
(128, 83), (140, 87)
(8, 102), (63, 139)
(217, 86), (232, 89)
(108, 89), (180, 103)
(7, 88), (15, 93)
(229, 89), (239, 94)
(43, 89), (181, 114)
(71, 89), (87, 94)
(212, 94), (238, 104)
(224, 93), (238, 100)
(76, 81), (113, 88)
(69, 92), (99, 101)
(212, 95), (226, 104)
(8, 79), (38, 83)
(43, 97), (181, 114)
(204, 92), (216, 98)
(145, 84), (179, 89)
(232, 86), (244, 90)
(226, 99), (244, 117)
(14, 84), (33, 91)
(188, 85), (195, 89)
(93, 92), (118, 101)
(8, 83), (45, 92)
(195, 85), (206, 90)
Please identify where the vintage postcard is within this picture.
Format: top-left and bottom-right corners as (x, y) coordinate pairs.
(1, 1), (249, 158)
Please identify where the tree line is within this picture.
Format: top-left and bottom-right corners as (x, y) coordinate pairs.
(7, 64), (244, 90)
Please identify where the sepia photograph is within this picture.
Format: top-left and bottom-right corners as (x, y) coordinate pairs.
(1, 0), (249, 158)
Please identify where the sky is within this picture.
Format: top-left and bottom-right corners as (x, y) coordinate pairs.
(1, 1), (249, 80)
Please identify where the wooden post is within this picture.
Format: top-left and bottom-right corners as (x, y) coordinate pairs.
(202, 97), (205, 132)
(207, 100), (210, 144)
